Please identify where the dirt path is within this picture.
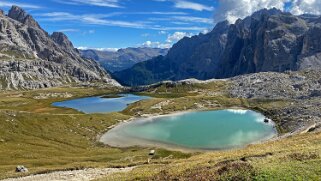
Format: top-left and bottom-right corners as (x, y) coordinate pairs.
(2, 167), (134, 181)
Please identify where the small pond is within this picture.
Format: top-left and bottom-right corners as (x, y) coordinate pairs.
(100, 110), (276, 151)
(52, 94), (150, 113)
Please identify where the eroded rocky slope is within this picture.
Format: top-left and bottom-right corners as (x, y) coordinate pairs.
(0, 6), (119, 90)
(230, 70), (321, 132)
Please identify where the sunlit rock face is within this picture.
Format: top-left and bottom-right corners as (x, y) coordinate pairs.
(0, 6), (120, 90)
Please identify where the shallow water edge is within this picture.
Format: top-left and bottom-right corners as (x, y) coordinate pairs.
(100, 109), (277, 152)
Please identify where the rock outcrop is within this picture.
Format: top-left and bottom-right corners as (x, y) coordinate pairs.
(229, 69), (321, 132)
(16, 165), (28, 173)
(0, 6), (119, 90)
(114, 8), (321, 86)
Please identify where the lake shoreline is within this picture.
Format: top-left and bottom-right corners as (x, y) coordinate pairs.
(52, 94), (150, 114)
(99, 108), (278, 153)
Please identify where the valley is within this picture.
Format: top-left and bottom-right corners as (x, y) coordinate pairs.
(80, 48), (168, 73)
(1, 69), (321, 180)
(0, 3), (321, 181)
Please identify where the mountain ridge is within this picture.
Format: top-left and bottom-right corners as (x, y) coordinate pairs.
(80, 47), (168, 73)
(0, 6), (119, 90)
(114, 8), (321, 86)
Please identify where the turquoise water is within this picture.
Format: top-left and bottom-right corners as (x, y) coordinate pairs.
(100, 110), (276, 150)
(52, 94), (149, 113)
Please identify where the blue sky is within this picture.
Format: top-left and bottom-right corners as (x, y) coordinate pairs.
(0, 0), (217, 50)
(0, 0), (320, 50)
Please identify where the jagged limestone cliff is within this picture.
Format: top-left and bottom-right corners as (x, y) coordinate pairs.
(0, 6), (119, 90)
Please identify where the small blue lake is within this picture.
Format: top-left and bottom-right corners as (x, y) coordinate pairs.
(100, 110), (276, 150)
(52, 94), (150, 113)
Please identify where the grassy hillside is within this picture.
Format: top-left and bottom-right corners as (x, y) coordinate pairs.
(0, 87), (191, 179)
(97, 131), (321, 180)
(0, 82), (320, 180)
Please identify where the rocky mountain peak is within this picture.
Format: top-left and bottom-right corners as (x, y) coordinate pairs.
(51, 32), (76, 53)
(252, 8), (282, 18)
(51, 32), (72, 46)
(0, 9), (4, 16)
(8, 5), (40, 28)
(8, 5), (29, 21)
(0, 6), (120, 90)
(212, 20), (229, 31)
(114, 9), (321, 86)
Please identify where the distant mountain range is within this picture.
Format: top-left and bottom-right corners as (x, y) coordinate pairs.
(0, 6), (119, 90)
(114, 8), (321, 86)
(80, 48), (168, 73)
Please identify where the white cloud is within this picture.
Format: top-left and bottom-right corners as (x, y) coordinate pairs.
(157, 26), (207, 31)
(38, 12), (146, 29)
(201, 29), (210, 34)
(148, 16), (214, 31)
(0, 1), (41, 9)
(214, 0), (289, 23)
(290, 0), (321, 15)
(141, 41), (171, 49)
(174, 0), (214, 11)
(38, 12), (208, 31)
(55, 0), (122, 8)
(57, 29), (79, 32)
(159, 30), (167, 34)
(166, 31), (193, 43)
(78, 46), (119, 52)
(171, 21), (189, 25)
(140, 31), (194, 49)
(172, 16), (213, 24)
(134, 11), (187, 15)
(82, 16), (146, 27)
(142, 41), (155, 47)
(213, 0), (321, 24)
(154, 0), (213, 11)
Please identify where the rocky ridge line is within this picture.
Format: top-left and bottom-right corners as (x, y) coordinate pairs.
(0, 6), (120, 90)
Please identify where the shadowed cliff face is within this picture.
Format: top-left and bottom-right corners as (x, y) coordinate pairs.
(114, 8), (321, 86)
(0, 6), (119, 90)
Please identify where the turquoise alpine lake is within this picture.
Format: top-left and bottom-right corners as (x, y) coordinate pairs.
(52, 94), (150, 113)
(100, 110), (276, 150)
